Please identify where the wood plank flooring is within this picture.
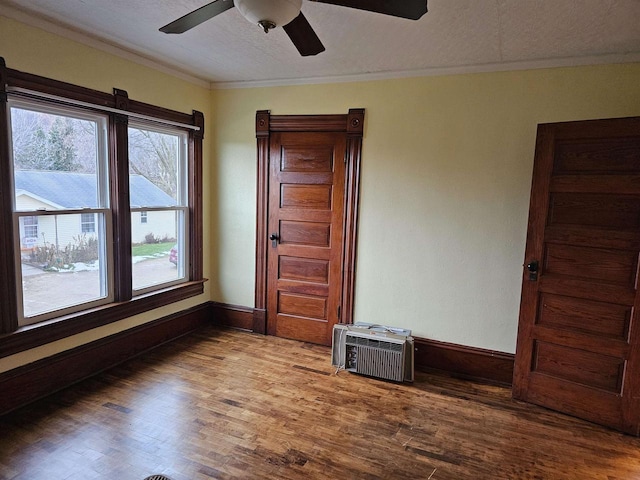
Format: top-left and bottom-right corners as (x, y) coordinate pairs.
(2, 325), (640, 480)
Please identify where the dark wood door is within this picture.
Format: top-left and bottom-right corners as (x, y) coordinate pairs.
(513, 117), (640, 435)
(266, 131), (347, 345)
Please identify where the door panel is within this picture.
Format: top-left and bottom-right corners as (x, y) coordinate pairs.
(514, 116), (640, 435)
(279, 220), (331, 247)
(543, 244), (638, 285)
(278, 292), (327, 319)
(281, 184), (333, 209)
(525, 374), (623, 429)
(279, 256), (330, 284)
(537, 293), (631, 339)
(553, 137), (640, 172)
(548, 193), (640, 228)
(267, 131), (346, 345)
(281, 146), (334, 172)
(532, 341), (624, 392)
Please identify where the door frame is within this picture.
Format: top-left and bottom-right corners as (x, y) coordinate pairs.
(253, 109), (365, 334)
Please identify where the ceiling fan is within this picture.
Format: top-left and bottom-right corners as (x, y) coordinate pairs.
(160, 0), (428, 57)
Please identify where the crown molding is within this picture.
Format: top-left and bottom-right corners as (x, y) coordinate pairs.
(212, 52), (640, 89)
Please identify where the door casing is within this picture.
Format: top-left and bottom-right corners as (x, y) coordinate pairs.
(253, 109), (365, 334)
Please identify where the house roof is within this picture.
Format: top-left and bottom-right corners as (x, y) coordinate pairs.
(14, 170), (176, 209)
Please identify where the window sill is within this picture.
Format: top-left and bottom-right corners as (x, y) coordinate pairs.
(0, 279), (206, 359)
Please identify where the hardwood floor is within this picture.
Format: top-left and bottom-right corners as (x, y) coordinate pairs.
(2, 325), (640, 480)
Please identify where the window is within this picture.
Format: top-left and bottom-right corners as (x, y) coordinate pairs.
(0, 63), (204, 354)
(21, 216), (38, 240)
(81, 213), (96, 233)
(10, 100), (111, 323)
(129, 123), (187, 292)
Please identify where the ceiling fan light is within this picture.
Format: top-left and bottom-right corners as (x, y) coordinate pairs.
(235, 0), (302, 30)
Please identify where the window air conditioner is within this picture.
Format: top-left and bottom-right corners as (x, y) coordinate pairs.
(331, 322), (414, 382)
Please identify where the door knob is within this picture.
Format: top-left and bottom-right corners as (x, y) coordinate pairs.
(526, 260), (539, 281)
(269, 233), (279, 248)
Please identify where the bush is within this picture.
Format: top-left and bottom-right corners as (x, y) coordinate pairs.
(67, 234), (98, 263)
(158, 234), (176, 243)
(144, 232), (159, 244)
(30, 234), (98, 270)
(143, 232), (175, 244)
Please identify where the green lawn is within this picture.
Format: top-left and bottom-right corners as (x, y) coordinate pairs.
(132, 242), (174, 257)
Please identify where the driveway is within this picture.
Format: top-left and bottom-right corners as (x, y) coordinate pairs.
(21, 256), (178, 318)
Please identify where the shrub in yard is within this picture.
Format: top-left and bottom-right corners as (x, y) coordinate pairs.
(30, 243), (61, 269)
(144, 232), (159, 244)
(142, 233), (176, 244)
(66, 234), (98, 263)
(30, 234), (98, 270)
(158, 234), (176, 243)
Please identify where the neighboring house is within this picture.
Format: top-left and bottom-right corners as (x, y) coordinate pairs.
(14, 170), (176, 249)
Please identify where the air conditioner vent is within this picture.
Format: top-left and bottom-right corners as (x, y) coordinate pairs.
(332, 323), (414, 382)
(347, 336), (404, 352)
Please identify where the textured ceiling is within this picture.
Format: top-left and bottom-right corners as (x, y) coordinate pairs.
(2, 0), (640, 88)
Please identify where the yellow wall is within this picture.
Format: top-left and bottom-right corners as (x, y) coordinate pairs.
(212, 64), (640, 353)
(0, 16), (212, 373)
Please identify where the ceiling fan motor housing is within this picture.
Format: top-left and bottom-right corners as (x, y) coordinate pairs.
(235, 0), (302, 29)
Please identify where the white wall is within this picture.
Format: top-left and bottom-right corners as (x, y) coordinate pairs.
(131, 210), (177, 244)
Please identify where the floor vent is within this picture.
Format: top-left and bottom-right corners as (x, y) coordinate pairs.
(144, 475), (173, 480)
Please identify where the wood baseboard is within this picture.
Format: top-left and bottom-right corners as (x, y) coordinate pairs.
(0, 303), (212, 416)
(210, 301), (255, 331)
(209, 302), (514, 386)
(0, 301), (514, 416)
(252, 308), (266, 334)
(414, 337), (514, 386)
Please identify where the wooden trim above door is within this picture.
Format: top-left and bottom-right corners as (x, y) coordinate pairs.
(254, 109), (365, 333)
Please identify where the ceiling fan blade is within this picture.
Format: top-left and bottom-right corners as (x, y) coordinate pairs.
(309, 0), (427, 20)
(283, 13), (325, 57)
(160, 0), (235, 34)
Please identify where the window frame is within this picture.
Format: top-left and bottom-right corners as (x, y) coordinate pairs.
(0, 61), (205, 358)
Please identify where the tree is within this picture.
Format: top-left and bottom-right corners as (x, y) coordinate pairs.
(15, 126), (48, 170)
(47, 118), (78, 171)
(128, 128), (178, 198)
(11, 109), (47, 169)
(11, 108), (94, 173)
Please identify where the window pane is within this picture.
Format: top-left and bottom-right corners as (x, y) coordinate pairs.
(10, 101), (111, 324)
(128, 127), (183, 206)
(19, 212), (108, 319)
(129, 124), (187, 292)
(131, 210), (185, 290)
(11, 107), (101, 210)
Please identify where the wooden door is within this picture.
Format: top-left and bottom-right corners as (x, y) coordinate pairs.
(266, 131), (346, 345)
(513, 117), (640, 435)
